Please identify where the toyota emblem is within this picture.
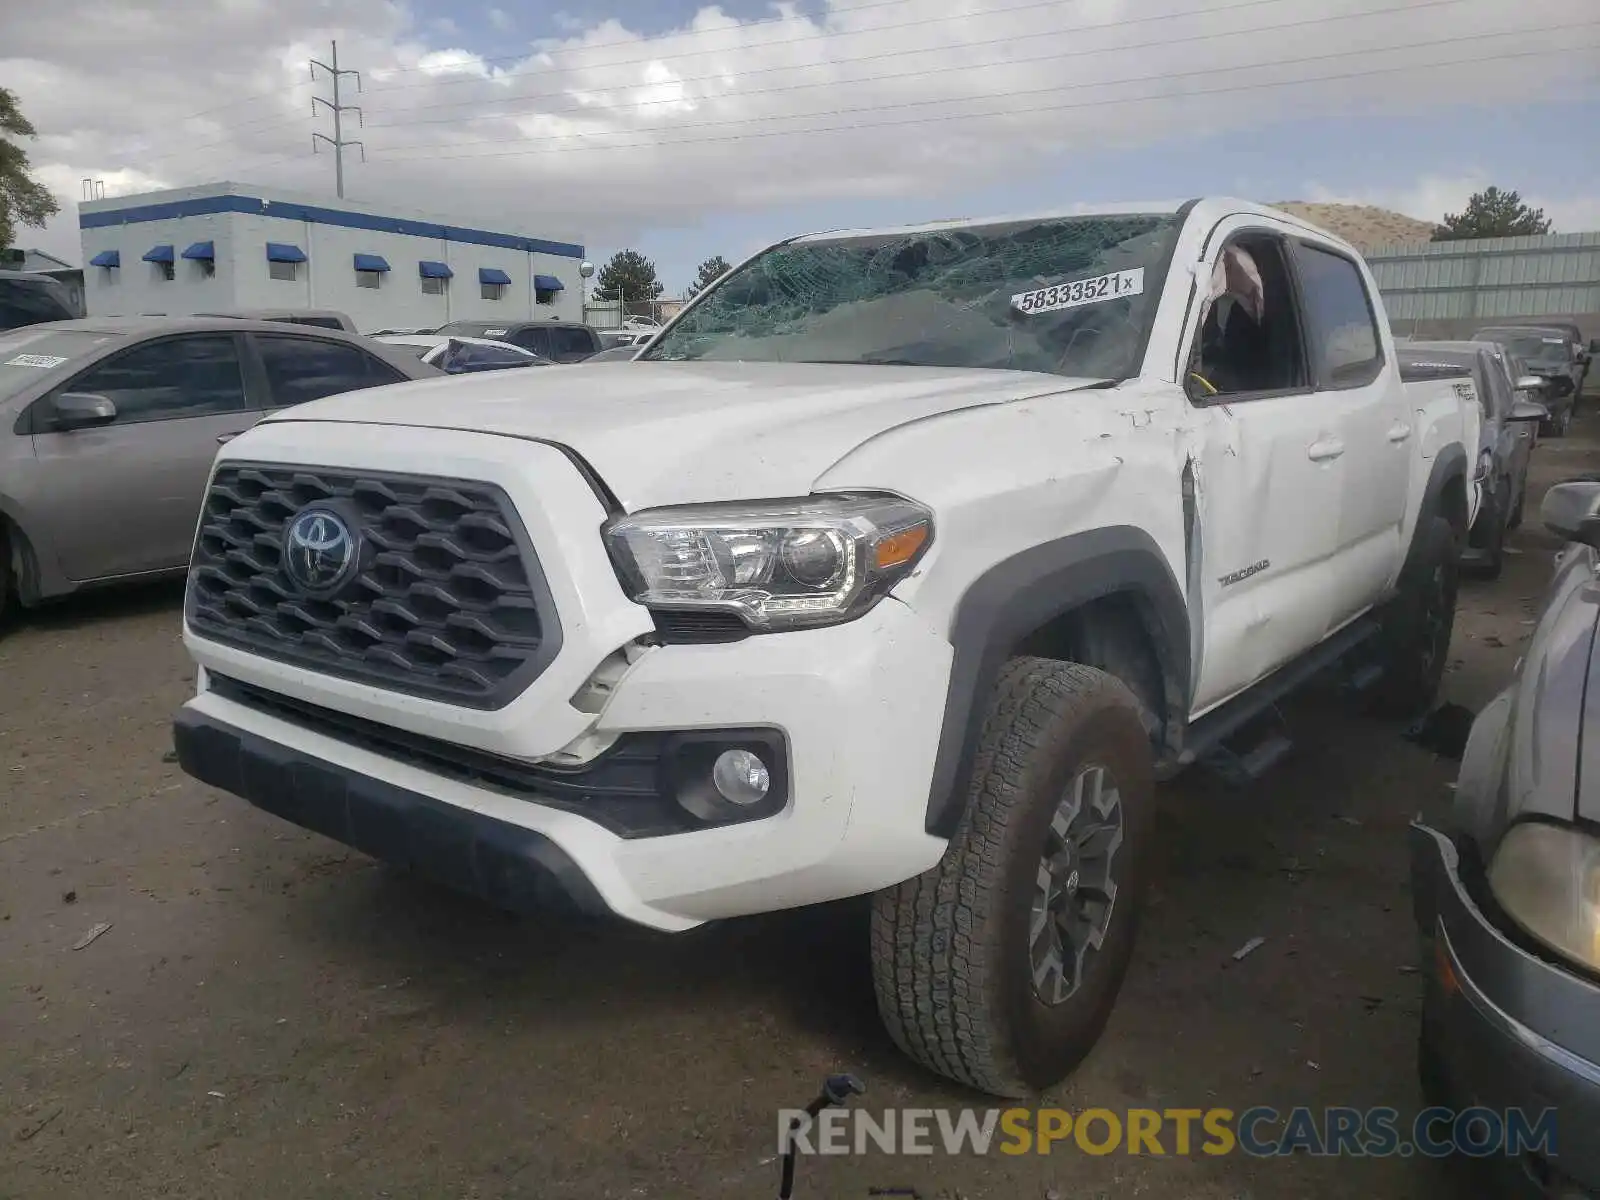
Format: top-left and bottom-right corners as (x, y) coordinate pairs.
(283, 506), (360, 594)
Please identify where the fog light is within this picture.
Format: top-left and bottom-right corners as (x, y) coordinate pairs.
(712, 748), (770, 806)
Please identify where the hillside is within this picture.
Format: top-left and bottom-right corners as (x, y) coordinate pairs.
(1270, 201), (1437, 252)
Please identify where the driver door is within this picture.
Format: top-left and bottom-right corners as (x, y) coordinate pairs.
(1182, 219), (1348, 716)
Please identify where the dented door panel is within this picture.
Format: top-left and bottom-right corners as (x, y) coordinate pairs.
(1185, 395), (1344, 714)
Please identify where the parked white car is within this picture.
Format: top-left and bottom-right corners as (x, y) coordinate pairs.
(173, 198), (1480, 1098)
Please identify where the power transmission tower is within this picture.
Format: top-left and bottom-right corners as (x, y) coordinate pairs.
(310, 40), (364, 198)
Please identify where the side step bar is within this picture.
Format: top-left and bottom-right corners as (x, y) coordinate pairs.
(1164, 616), (1383, 783)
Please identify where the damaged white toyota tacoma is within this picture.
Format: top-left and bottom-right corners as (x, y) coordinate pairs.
(173, 198), (1481, 1098)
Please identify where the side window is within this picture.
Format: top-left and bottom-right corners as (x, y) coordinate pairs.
(50, 335), (248, 425)
(511, 327), (552, 356)
(548, 326), (596, 357)
(1289, 242), (1383, 390)
(1189, 234), (1307, 399)
(255, 335), (405, 407)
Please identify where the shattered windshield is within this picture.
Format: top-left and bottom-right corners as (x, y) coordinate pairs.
(641, 212), (1182, 379)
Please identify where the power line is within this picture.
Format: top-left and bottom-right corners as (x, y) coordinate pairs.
(357, 26), (1599, 162)
(131, 0), (1512, 167)
(310, 40), (365, 198)
(357, 0), (1490, 134)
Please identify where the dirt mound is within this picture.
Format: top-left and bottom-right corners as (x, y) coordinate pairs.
(1270, 202), (1437, 253)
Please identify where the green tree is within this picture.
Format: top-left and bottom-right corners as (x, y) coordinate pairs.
(1433, 186), (1552, 241)
(0, 88), (60, 253)
(593, 249), (663, 317)
(686, 254), (731, 298)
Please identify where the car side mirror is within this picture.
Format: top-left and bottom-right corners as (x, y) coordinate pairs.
(1541, 481), (1600, 548)
(1508, 398), (1549, 423)
(50, 392), (117, 430)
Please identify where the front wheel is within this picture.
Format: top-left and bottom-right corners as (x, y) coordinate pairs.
(870, 659), (1154, 1098)
(1366, 516), (1459, 719)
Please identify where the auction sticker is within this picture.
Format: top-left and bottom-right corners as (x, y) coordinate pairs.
(483, 328), (509, 337)
(3, 353), (69, 368)
(1013, 267), (1144, 315)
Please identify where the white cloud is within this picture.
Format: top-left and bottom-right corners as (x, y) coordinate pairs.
(4, 0), (1599, 269)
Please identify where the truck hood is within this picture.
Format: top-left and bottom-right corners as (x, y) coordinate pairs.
(260, 360), (1105, 510)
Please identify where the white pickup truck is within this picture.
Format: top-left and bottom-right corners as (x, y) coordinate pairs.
(173, 198), (1480, 1098)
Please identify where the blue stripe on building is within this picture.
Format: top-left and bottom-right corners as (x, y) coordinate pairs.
(79, 193), (585, 260)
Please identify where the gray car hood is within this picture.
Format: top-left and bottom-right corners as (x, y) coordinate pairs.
(259, 360), (1104, 510)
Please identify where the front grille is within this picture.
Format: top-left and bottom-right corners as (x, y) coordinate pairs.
(187, 463), (560, 709)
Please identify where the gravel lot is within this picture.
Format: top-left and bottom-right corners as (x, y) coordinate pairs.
(4, 417), (1597, 1200)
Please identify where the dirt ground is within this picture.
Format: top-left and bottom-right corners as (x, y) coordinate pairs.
(4, 418), (1597, 1200)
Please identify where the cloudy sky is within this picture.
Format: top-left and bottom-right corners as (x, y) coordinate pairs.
(3, 0), (1598, 291)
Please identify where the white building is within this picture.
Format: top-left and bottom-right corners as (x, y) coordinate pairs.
(78, 181), (586, 332)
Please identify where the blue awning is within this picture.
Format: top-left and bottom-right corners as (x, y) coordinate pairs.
(353, 253), (391, 273)
(142, 244), (175, 264)
(266, 242), (307, 263)
(418, 260), (453, 279)
(533, 274), (565, 292)
(89, 250), (120, 268)
(478, 267), (513, 286)
(181, 241), (215, 260)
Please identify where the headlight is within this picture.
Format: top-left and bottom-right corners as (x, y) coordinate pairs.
(602, 493), (933, 632)
(1487, 821), (1600, 972)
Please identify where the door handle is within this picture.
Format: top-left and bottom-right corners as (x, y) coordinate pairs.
(216, 432), (243, 444)
(1307, 436), (1345, 462)
(1387, 421), (1412, 443)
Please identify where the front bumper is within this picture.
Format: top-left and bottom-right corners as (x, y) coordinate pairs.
(1409, 821), (1600, 1195)
(175, 595), (955, 932)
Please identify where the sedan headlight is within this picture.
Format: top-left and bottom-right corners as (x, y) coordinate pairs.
(602, 493), (933, 632)
(1487, 821), (1600, 971)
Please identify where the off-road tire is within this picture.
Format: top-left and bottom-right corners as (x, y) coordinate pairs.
(1367, 516), (1459, 719)
(870, 658), (1155, 1098)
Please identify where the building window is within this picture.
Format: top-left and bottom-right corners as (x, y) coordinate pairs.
(481, 281), (507, 301)
(535, 287), (556, 305)
(356, 270), (383, 290)
(422, 275), (447, 295)
(270, 261), (299, 282)
(197, 260), (216, 279)
(157, 262), (175, 282)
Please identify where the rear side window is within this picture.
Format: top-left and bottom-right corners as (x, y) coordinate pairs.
(1290, 243), (1384, 389)
(509, 326), (551, 356)
(254, 334), (407, 407)
(547, 326), (597, 357)
(52, 334), (248, 424)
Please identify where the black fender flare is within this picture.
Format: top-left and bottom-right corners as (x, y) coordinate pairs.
(924, 526), (1190, 836)
(1411, 443), (1469, 569)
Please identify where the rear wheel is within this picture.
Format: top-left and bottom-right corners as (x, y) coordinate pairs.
(1542, 402), (1572, 439)
(870, 659), (1155, 1098)
(1367, 516), (1459, 719)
